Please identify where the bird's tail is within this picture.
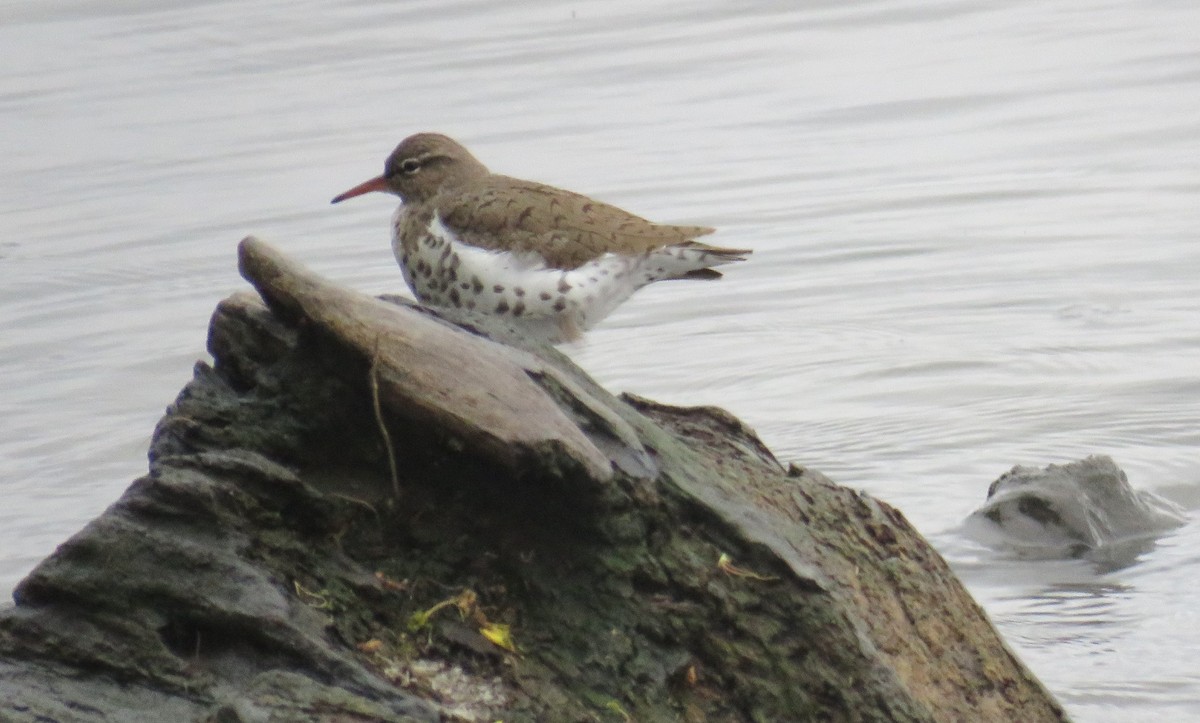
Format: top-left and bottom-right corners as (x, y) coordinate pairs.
(665, 242), (751, 281)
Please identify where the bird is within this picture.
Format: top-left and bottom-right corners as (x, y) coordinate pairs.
(331, 133), (749, 344)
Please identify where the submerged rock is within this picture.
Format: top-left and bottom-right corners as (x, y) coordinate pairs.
(0, 238), (1068, 722)
(965, 455), (1187, 561)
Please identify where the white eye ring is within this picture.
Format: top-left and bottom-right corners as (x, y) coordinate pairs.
(400, 159), (421, 174)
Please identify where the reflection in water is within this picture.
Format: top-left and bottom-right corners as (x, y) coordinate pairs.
(2, 1), (1199, 720)
(1004, 581), (1136, 647)
(946, 520), (1200, 718)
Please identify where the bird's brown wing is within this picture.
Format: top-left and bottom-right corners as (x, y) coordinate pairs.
(437, 176), (716, 269)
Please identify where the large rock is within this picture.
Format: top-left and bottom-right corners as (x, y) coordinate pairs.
(0, 237), (1068, 722)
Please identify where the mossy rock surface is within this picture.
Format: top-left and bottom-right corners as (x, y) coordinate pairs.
(0, 238), (1068, 722)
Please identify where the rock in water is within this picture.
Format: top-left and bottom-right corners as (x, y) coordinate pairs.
(0, 238), (1068, 722)
(966, 455), (1187, 560)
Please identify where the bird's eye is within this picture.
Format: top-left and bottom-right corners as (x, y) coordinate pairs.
(400, 158), (421, 174)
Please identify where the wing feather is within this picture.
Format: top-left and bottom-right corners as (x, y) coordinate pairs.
(437, 176), (716, 269)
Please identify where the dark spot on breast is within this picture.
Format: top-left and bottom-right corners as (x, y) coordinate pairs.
(588, 276), (598, 284)
(539, 291), (552, 301)
(466, 299), (476, 310)
(553, 297), (567, 312)
(460, 282), (470, 290)
(447, 268), (458, 282)
(450, 288), (462, 307)
(512, 302), (525, 317)
(440, 245), (452, 260)
(493, 284), (505, 294)
(472, 276), (483, 293)
(515, 287), (526, 297)
(495, 300), (510, 314)
(558, 278), (572, 293)
(449, 254), (461, 270)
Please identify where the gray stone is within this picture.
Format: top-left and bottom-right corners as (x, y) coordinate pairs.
(966, 455), (1187, 561)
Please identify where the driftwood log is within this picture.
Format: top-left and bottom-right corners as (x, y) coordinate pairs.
(0, 237), (1068, 722)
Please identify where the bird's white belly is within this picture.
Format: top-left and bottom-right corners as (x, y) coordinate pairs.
(392, 209), (646, 343)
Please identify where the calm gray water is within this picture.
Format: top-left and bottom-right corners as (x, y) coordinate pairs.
(2, 1), (1198, 719)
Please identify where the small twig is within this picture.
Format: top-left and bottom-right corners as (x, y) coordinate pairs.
(370, 338), (401, 499)
(329, 492), (379, 517)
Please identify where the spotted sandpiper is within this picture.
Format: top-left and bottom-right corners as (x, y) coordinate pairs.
(331, 133), (749, 344)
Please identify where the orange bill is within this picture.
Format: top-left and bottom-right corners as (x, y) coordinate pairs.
(331, 175), (389, 204)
